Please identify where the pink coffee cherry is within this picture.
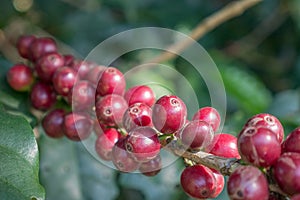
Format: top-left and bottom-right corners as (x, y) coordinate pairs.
(124, 85), (156, 107)
(6, 63), (34, 92)
(192, 106), (221, 132)
(291, 194), (300, 200)
(282, 127), (300, 153)
(138, 155), (162, 176)
(210, 169), (225, 198)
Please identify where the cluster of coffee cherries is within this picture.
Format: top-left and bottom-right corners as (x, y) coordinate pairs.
(6, 35), (300, 200)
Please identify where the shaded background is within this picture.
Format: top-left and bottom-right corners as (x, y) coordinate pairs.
(0, 0), (299, 199)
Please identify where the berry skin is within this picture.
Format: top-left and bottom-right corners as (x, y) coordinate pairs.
(291, 194), (300, 200)
(6, 63), (34, 91)
(71, 60), (95, 79)
(85, 65), (106, 86)
(96, 67), (126, 96)
(30, 82), (56, 110)
(95, 94), (128, 127)
(138, 155), (162, 176)
(180, 164), (216, 199)
(178, 120), (214, 151)
(112, 138), (140, 172)
(122, 103), (153, 132)
(124, 85), (156, 107)
(152, 95), (187, 134)
(29, 37), (57, 62)
(273, 152), (300, 195)
(125, 126), (161, 162)
(63, 112), (93, 141)
(282, 127), (300, 153)
(95, 128), (121, 161)
(16, 35), (36, 59)
(210, 169), (225, 198)
(238, 126), (281, 168)
(206, 133), (241, 159)
(35, 52), (64, 82)
(62, 54), (75, 66)
(243, 113), (284, 143)
(192, 106), (221, 133)
(52, 66), (77, 96)
(42, 109), (66, 138)
(227, 166), (269, 200)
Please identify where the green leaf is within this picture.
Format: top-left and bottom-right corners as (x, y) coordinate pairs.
(0, 105), (45, 200)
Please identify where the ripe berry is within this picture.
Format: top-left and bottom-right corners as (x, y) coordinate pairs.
(139, 155), (162, 176)
(192, 107), (221, 132)
(71, 60), (95, 79)
(227, 166), (269, 200)
(273, 152), (300, 195)
(95, 128), (121, 161)
(112, 138), (139, 172)
(29, 37), (57, 62)
(42, 109), (66, 138)
(16, 35), (36, 59)
(6, 63), (34, 91)
(125, 126), (160, 162)
(282, 127), (300, 153)
(243, 113), (284, 143)
(291, 194), (300, 200)
(210, 169), (225, 198)
(206, 133), (240, 159)
(238, 126), (281, 168)
(124, 85), (156, 107)
(180, 164), (216, 199)
(35, 52), (64, 82)
(122, 103), (153, 132)
(95, 94), (128, 127)
(96, 67), (126, 96)
(63, 54), (75, 66)
(85, 65), (106, 86)
(30, 82), (56, 110)
(68, 80), (95, 111)
(178, 120), (214, 151)
(152, 95), (187, 134)
(52, 66), (77, 96)
(63, 112), (93, 141)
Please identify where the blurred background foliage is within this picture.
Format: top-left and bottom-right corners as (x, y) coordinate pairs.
(0, 0), (300, 199)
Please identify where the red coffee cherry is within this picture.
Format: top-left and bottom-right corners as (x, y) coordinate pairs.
(124, 85), (156, 107)
(85, 65), (106, 86)
(152, 95), (187, 134)
(238, 126), (281, 168)
(273, 152), (300, 195)
(206, 133), (241, 159)
(71, 60), (95, 79)
(138, 155), (162, 176)
(178, 120), (214, 151)
(42, 109), (66, 138)
(291, 194), (300, 200)
(243, 113), (284, 143)
(62, 54), (75, 66)
(96, 67), (126, 96)
(282, 127), (300, 153)
(29, 37), (57, 62)
(30, 82), (56, 110)
(52, 66), (77, 96)
(227, 166), (269, 200)
(210, 169), (225, 198)
(180, 164), (216, 199)
(95, 94), (128, 127)
(16, 35), (36, 59)
(6, 63), (34, 92)
(125, 126), (160, 163)
(95, 128), (121, 161)
(192, 107), (221, 133)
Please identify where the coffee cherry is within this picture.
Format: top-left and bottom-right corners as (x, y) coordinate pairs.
(85, 65), (106, 86)
(273, 152), (300, 195)
(180, 164), (216, 199)
(63, 112), (93, 141)
(112, 138), (139, 172)
(68, 80), (95, 111)
(210, 169), (225, 198)
(6, 63), (34, 91)
(30, 37), (57, 62)
(122, 103), (153, 132)
(30, 82), (56, 110)
(16, 35), (36, 59)
(95, 128), (121, 161)
(71, 60), (95, 79)
(152, 95), (187, 134)
(63, 54), (75, 66)
(238, 126), (281, 168)
(192, 106), (221, 133)
(291, 194), (300, 200)
(206, 133), (240, 159)
(243, 113), (284, 143)
(124, 85), (156, 107)
(96, 67), (126, 96)
(42, 109), (66, 138)
(52, 66), (77, 96)
(125, 126), (160, 162)
(95, 94), (128, 127)
(227, 166), (269, 200)
(138, 155), (162, 176)
(282, 127), (300, 153)
(178, 120), (214, 151)
(35, 52), (64, 82)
